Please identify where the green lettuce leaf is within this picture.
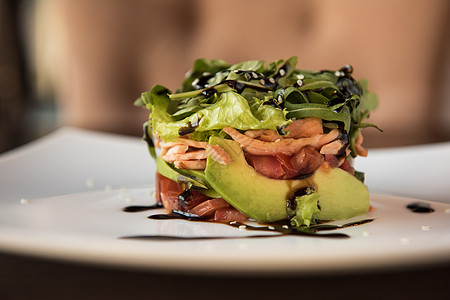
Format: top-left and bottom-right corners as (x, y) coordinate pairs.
(138, 57), (379, 158)
(150, 90), (287, 141)
(288, 188), (320, 227)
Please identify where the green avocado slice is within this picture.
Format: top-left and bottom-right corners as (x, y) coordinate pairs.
(205, 137), (369, 223)
(156, 156), (221, 198)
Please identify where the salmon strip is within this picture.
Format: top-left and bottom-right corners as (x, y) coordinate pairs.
(160, 147), (168, 157)
(355, 132), (368, 157)
(165, 144), (189, 155)
(223, 127), (340, 156)
(174, 159), (207, 170)
(160, 138), (208, 150)
(161, 144), (188, 160)
(163, 150), (207, 162)
(285, 118), (323, 138)
(320, 139), (345, 155)
(244, 129), (282, 142)
(206, 144), (232, 165)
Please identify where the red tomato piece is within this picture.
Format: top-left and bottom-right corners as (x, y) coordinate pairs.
(339, 158), (355, 175)
(178, 188), (211, 211)
(189, 198), (229, 217)
(290, 146), (323, 175)
(275, 153), (298, 179)
(324, 154), (340, 168)
(245, 154), (286, 179)
(158, 173), (185, 211)
(214, 207), (248, 222)
(155, 172), (162, 204)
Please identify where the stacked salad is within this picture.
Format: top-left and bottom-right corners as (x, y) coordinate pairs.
(135, 56), (379, 227)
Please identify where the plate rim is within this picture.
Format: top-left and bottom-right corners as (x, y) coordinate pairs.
(0, 192), (449, 275)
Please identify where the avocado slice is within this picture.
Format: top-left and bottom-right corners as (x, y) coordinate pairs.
(156, 156), (221, 198)
(205, 137), (369, 223)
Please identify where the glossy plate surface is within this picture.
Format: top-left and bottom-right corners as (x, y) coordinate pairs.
(0, 128), (449, 274)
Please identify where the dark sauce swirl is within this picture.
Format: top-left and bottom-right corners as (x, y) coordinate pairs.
(122, 202), (163, 212)
(178, 118), (201, 136)
(406, 202), (435, 213)
(121, 205), (374, 240)
(142, 122), (154, 148)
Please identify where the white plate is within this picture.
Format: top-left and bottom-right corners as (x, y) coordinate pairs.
(0, 127), (449, 274)
(353, 141), (450, 203)
(0, 188), (449, 274)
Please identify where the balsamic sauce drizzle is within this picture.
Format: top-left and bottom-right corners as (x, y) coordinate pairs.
(122, 203), (163, 213)
(142, 123), (154, 148)
(121, 205), (375, 240)
(120, 234), (283, 241)
(176, 62), (365, 137)
(178, 120), (199, 136)
(406, 202), (435, 213)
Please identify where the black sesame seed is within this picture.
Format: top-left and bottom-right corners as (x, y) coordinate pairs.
(201, 88), (217, 98)
(340, 65), (353, 75)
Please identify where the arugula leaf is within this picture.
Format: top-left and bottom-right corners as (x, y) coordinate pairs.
(354, 171), (365, 183)
(180, 58), (230, 92)
(358, 79), (379, 112)
(140, 57), (379, 158)
(228, 60), (266, 73)
(285, 103), (351, 133)
(297, 81), (338, 92)
(276, 56), (298, 86)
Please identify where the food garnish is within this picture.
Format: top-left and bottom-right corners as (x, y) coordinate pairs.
(135, 56), (379, 229)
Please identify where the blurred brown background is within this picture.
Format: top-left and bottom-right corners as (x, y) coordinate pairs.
(1, 2), (450, 298)
(1, 0), (449, 154)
